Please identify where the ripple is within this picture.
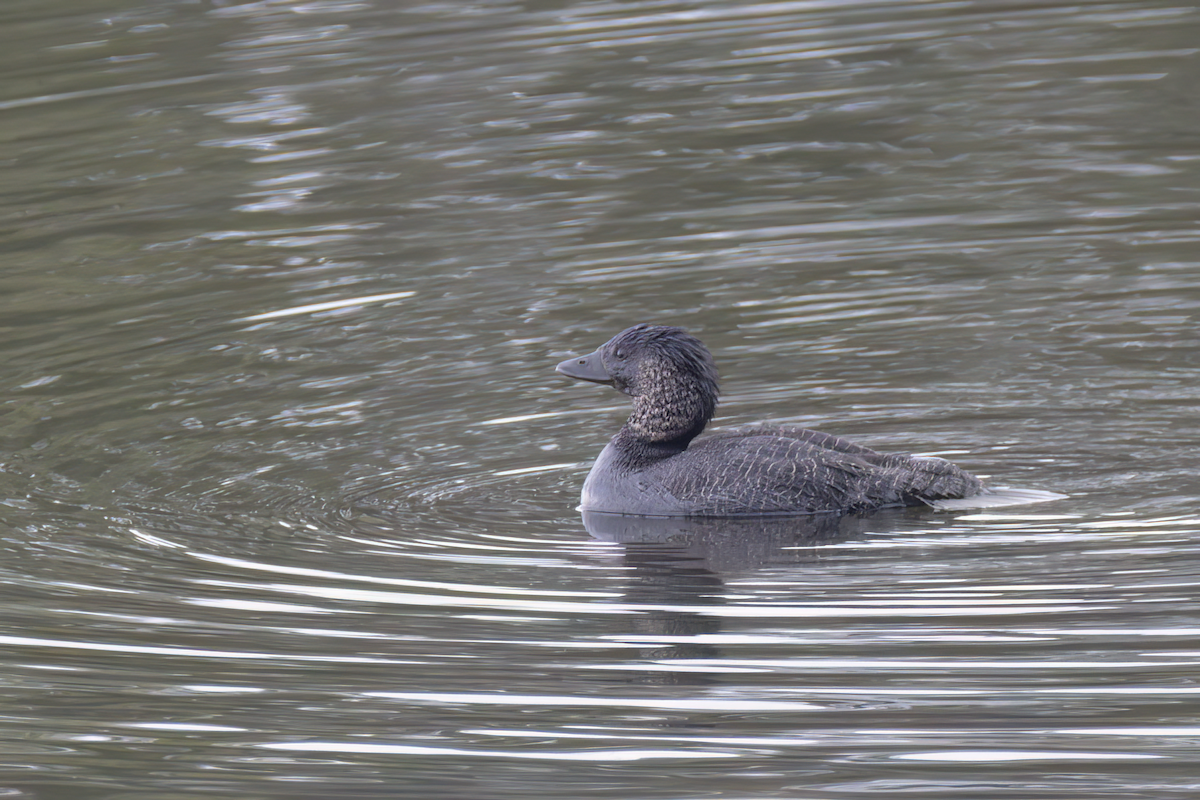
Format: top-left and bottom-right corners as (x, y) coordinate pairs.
(893, 750), (1164, 762)
(259, 740), (742, 761)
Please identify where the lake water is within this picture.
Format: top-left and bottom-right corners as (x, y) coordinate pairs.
(2, 0), (1200, 797)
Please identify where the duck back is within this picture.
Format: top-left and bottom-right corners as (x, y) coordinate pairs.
(583, 426), (982, 516)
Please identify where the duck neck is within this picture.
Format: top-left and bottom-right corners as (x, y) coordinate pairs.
(618, 372), (716, 457)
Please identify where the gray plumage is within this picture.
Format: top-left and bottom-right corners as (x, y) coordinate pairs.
(556, 324), (984, 517)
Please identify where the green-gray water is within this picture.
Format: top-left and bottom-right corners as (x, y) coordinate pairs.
(3, 1), (1199, 797)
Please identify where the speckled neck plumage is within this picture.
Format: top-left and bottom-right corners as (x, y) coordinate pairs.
(623, 363), (718, 450)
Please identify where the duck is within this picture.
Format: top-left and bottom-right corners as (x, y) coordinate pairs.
(555, 323), (984, 516)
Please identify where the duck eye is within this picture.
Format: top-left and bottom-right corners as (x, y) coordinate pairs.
(615, 349), (626, 360)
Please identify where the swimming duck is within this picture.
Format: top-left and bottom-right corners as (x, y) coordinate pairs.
(556, 323), (984, 516)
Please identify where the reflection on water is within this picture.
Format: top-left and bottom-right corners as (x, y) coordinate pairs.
(587, 511), (855, 687)
(2, 0), (1200, 797)
(584, 508), (860, 570)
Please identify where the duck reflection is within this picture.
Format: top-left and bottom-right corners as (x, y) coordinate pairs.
(582, 510), (857, 573)
(581, 510), (902, 686)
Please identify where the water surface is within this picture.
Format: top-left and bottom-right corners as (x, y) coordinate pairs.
(2, 0), (1200, 797)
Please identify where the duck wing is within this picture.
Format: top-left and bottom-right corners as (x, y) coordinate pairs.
(646, 429), (981, 515)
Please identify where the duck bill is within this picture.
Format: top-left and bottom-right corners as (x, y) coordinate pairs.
(556, 350), (613, 385)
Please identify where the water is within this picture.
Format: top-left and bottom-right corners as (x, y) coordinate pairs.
(2, 0), (1199, 797)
